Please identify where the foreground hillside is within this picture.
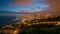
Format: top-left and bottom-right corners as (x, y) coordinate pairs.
(0, 16), (60, 34)
(0, 22), (60, 34)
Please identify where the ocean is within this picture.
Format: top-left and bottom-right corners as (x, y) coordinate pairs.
(0, 16), (19, 26)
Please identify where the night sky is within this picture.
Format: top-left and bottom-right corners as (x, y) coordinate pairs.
(0, 0), (50, 12)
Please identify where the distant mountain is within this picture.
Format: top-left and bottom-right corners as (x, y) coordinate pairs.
(0, 11), (32, 14)
(0, 11), (18, 14)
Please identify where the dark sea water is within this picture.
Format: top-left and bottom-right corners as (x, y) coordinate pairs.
(0, 16), (19, 26)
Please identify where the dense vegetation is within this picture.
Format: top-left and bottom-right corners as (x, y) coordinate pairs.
(18, 24), (60, 34)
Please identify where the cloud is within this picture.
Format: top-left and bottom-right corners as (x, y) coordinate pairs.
(12, 0), (34, 6)
(45, 0), (60, 12)
(43, 0), (60, 16)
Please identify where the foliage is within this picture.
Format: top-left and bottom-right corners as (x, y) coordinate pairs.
(18, 24), (60, 34)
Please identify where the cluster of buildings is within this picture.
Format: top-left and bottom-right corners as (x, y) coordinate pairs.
(1, 23), (21, 34)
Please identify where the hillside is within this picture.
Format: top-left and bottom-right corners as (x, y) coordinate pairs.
(0, 16), (60, 34)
